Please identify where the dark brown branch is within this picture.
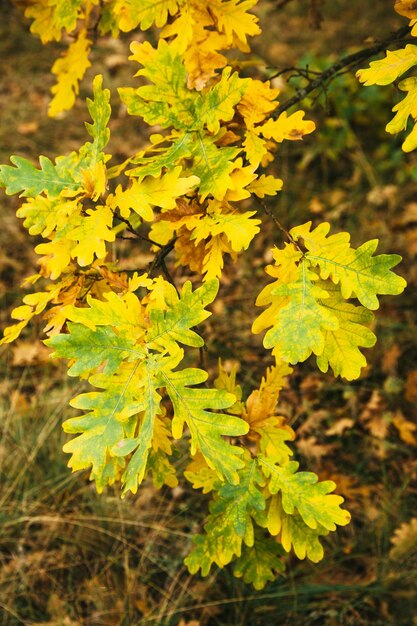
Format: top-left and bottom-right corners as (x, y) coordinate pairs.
(260, 201), (302, 251)
(273, 0), (296, 9)
(116, 214), (163, 247)
(275, 25), (412, 115)
(148, 238), (177, 289)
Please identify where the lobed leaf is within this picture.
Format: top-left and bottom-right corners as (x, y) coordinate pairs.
(260, 458), (351, 531)
(266, 495), (329, 562)
(46, 322), (144, 377)
(233, 535), (285, 589)
(162, 367), (248, 484)
(291, 222), (407, 310)
(356, 45), (417, 86)
(147, 279), (219, 352)
(0, 155), (80, 198)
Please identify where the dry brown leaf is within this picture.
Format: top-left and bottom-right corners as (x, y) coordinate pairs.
(360, 391), (390, 439)
(12, 340), (51, 366)
(297, 409), (329, 435)
(400, 202), (417, 225)
(309, 196), (325, 214)
(381, 343), (401, 374)
(367, 414), (391, 440)
(392, 411), (417, 445)
(405, 370), (417, 402)
(17, 120), (38, 135)
(296, 435), (335, 460)
(390, 518), (417, 561)
(404, 228), (417, 257)
(325, 417), (354, 436)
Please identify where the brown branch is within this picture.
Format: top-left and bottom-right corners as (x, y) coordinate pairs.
(273, 0), (297, 9)
(260, 201), (302, 251)
(148, 238), (178, 290)
(275, 25), (412, 115)
(116, 214), (163, 247)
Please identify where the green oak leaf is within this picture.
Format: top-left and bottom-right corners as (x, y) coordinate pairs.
(233, 535), (285, 589)
(147, 279), (219, 352)
(291, 221), (407, 310)
(79, 74), (112, 168)
(266, 494), (329, 562)
(46, 322), (144, 377)
(264, 261), (338, 363)
(161, 367), (248, 484)
(210, 459), (266, 545)
(317, 280), (376, 380)
(260, 458), (351, 531)
(63, 363), (146, 492)
(0, 155), (80, 198)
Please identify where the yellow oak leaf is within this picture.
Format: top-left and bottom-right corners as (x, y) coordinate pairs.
(183, 28), (228, 90)
(68, 205), (116, 266)
(356, 45), (417, 86)
(261, 110), (316, 143)
(395, 0), (417, 19)
(243, 129), (270, 167)
(82, 161), (108, 201)
(386, 77), (417, 152)
(202, 234), (232, 280)
(24, 0), (84, 43)
(49, 30), (92, 117)
(108, 168), (199, 221)
(17, 195), (79, 238)
(214, 359), (244, 415)
(190, 202), (261, 254)
(210, 0), (261, 47)
(174, 228), (206, 274)
(152, 413), (174, 454)
(237, 79), (279, 127)
(36, 237), (73, 279)
(184, 452), (220, 494)
(247, 175), (283, 198)
(161, 4), (196, 53)
(1, 281), (66, 344)
(225, 160), (257, 201)
(114, 0), (179, 31)
(245, 361), (293, 430)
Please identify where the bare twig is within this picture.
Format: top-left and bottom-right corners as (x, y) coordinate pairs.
(275, 25), (412, 114)
(148, 238), (178, 291)
(116, 214), (163, 247)
(260, 201), (302, 251)
(273, 0), (296, 9)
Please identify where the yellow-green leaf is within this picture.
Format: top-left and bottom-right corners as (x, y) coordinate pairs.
(357, 44), (417, 86)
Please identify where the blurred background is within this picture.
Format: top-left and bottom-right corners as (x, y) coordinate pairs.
(0, 1), (416, 624)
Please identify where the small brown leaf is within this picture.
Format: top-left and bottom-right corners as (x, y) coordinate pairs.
(392, 411), (417, 445)
(405, 370), (417, 402)
(390, 517), (417, 561)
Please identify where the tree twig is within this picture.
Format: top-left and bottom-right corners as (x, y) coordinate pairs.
(116, 214), (163, 247)
(148, 238), (178, 290)
(273, 0), (297, 9)
(275, 25), (412, 115)
(260, 201), (302, 251)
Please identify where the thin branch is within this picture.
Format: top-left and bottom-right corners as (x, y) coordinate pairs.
(148, 238), (178, 290)
(116, 214), (163, 247)
(260, 201), (302, 251)
(273, 0), (297, 9)
(275, 25), (412, 115)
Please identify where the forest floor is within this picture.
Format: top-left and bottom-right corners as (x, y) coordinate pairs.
(0, 1), (417, 625)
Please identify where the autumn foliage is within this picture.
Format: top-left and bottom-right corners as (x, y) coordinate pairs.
(0, 0), (410, 590)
